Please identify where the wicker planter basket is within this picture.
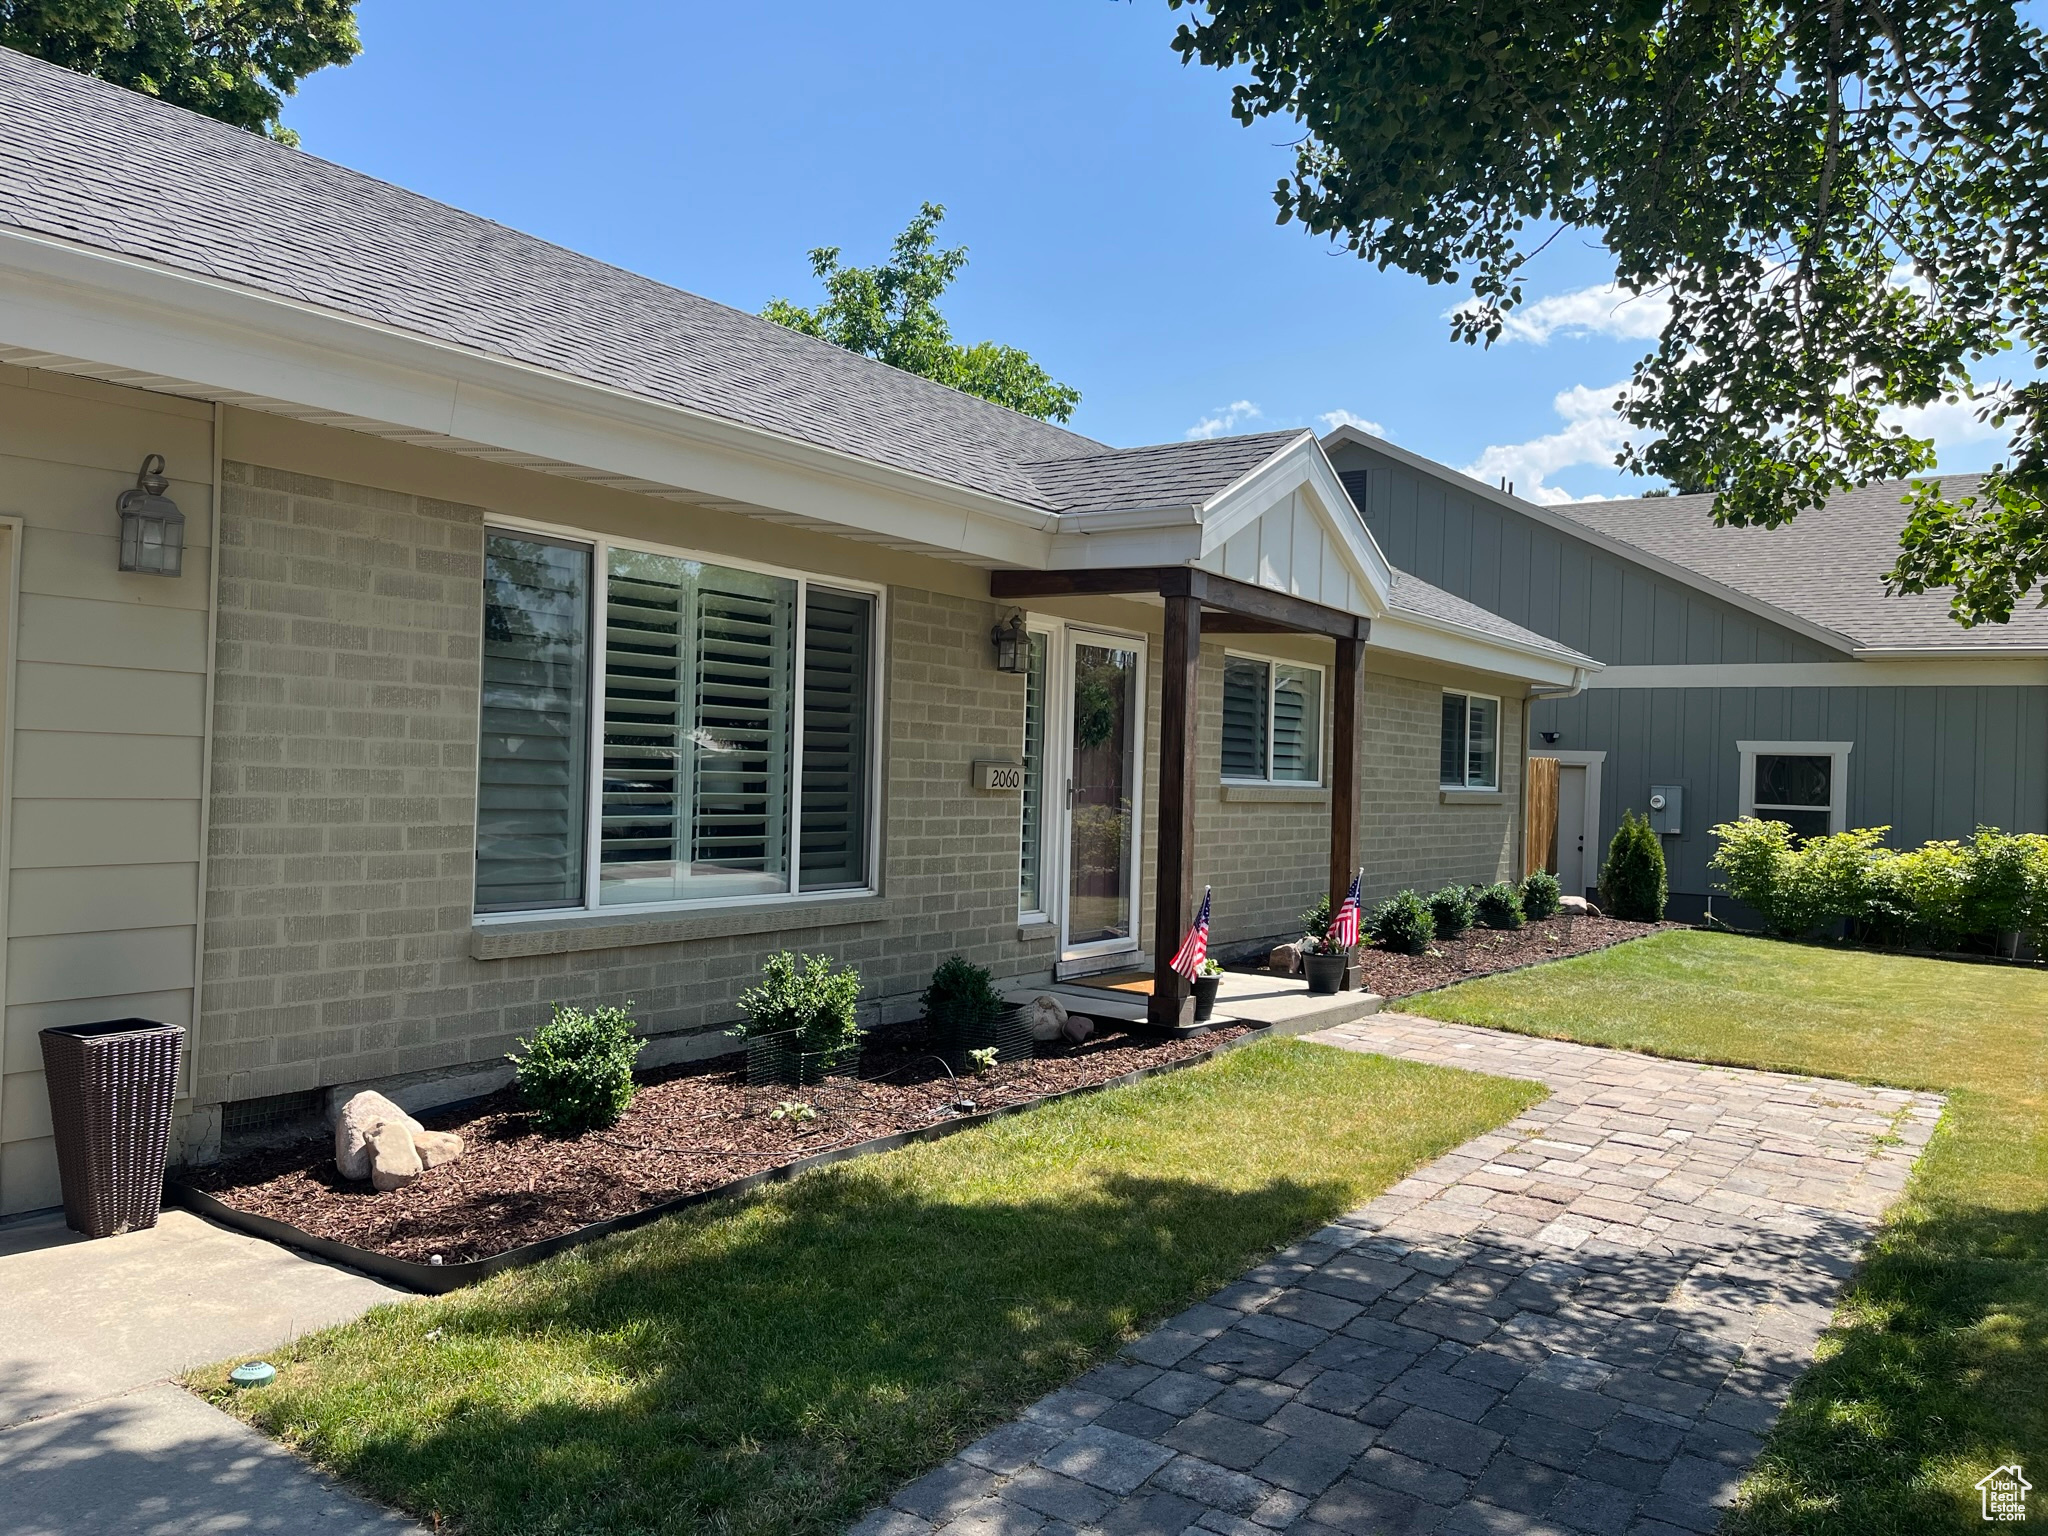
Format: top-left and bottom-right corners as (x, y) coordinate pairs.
(39, 1019), (185, 1238)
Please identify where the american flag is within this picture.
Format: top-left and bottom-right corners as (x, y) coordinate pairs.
(1330, 869), (1363, 950)
(1170, 886), (1212, 980)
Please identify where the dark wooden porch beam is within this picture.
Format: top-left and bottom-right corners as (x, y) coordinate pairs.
(1330, 635), (1365, 921)
(990, 567), (1371, 642)
(1193, 613), (1295, 634)
(1149, 592), (1201, 1030)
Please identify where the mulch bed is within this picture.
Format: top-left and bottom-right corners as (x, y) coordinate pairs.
(1349, 912), (1670, 998)
(184, 1020), (1248, 1265)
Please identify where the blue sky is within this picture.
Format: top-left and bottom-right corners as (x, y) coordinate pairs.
(282, 0), (1999, 504)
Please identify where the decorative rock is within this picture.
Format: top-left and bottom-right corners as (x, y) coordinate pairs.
(334, 1090), (422, 1181)
(366, 1119), (423, 1191)
(1559, 895), (1602, 916)
(1062, 1013), (1095, 1045)
(411, 1129), (465, 1169)
(1027, 994), (1070, 1043)
(1268, 943), (1301, 975)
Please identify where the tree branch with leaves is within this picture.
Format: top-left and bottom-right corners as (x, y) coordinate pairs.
(1168, 0), (2048, 624)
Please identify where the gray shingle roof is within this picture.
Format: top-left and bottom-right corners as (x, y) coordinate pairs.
(1551, 476), (2048, 650)
(1022, 431), (1310, 514)
(1388, 570), (1594, 664)
(0, 45), (1108, 508)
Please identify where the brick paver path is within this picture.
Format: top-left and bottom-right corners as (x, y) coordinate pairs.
(855, 1014), (1943, 1536)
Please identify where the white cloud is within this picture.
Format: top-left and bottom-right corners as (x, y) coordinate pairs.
(1456, 281), (1672, 346)
(1186, 400), (1262, 440)
(1318, 409), (1384, 436)
(1460, 380), (1635, 504)
(1883, 390), (2006, 468)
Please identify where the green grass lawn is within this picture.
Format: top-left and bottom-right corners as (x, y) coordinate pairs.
(194, 1038), (1540, 1536)
(1406, 928), (2048, 1535)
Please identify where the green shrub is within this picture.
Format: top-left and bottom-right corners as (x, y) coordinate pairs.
(1520, 869), (1563, 921)
(1890, 841), (1974, 950)
(920, 955), (1004, 1038)
(1709, 816), (1799, 932)
(1299, 892), (1333, 948)
(1473, 881), (1525, 929)
(508, 1002), (642, 1136)
(1428, 885), (1475, 940)
(735, 951), (863, 1053)
(1601, 810), (1669, 922)
(1369, 890), (1436, 954)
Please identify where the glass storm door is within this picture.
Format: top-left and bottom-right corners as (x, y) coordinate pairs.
(1063, 633), (1142, 955)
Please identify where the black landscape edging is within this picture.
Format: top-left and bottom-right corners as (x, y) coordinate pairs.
(168, 1024), (1274, 1296)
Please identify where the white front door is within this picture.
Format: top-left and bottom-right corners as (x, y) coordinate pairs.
(1059, 630), (1145, 961)
(1557, 765), (1589, 897)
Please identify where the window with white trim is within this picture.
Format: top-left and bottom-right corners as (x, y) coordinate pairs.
(1440, 690), (1499, 790)
(474, 527), (879, 916)
(1738, 740), (1851, 841)
(1221, 653), (1324, 784)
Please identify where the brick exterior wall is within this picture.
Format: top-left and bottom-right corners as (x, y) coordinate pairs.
(195, 460), (1521, 1138)
(1361, 671), (1522, 900)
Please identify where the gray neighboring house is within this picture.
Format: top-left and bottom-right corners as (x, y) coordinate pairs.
(1325, 425), (2048, 918)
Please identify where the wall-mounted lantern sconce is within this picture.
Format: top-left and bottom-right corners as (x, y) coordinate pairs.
(1540, 730), (1561, 745)
(117, 454), (185, 576)
(990, 611), (1029, 673)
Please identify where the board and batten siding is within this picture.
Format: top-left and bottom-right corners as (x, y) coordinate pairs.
(1541, 682), (2048, 904)
(0, 369), (214, 1215)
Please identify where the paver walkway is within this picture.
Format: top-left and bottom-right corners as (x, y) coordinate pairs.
(857, 1014), (1943, 1536)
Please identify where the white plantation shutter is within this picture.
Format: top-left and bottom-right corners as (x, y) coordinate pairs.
(1272, 664), (1321, 783)
(1019, 632), (1048, 912)
(474, 533), (591, 911)
(1221, 656), (1269, 779)
(599, 550), (794, 904)
(799, 588), (873, 891)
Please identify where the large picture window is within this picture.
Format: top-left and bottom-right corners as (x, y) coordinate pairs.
(1221, 653), (1323, 784)
(1440, 690), (1500, 790)
(474, 528), (880, 916)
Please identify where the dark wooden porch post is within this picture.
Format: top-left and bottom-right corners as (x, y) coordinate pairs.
(1330, 634), (1366, 958)
(1150, 593), (1201, 1029)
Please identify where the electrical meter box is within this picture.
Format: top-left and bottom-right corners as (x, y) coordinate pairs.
(1648, 785), (1683, 837)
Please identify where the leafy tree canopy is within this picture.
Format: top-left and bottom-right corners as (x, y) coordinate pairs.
(1, 0), (358, 143)
(764, 202), (1082, 423)
(1169, 0), (2048, 624)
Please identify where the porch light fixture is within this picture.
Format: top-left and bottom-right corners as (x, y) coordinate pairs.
(990, 610), (1029, 673)
(116, 454), (185, 576)
(1540, 730), (1561, 745)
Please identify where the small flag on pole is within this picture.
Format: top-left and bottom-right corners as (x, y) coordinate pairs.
(1330, 869), (1363, 951)
(1170, 886), (1212, 980)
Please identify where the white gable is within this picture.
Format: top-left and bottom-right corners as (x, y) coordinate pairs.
(1201, 486), (1367, 615)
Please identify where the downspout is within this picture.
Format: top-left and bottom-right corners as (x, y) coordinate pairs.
(186, 401), (225, 1163)
(1518, 667), (1591, 880)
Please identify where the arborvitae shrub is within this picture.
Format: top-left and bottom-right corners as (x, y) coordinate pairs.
(1602, 810), (1669, 922)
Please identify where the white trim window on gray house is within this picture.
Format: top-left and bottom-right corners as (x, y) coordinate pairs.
(1325, 423), (2048, 917)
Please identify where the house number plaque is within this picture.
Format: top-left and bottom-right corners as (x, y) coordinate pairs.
(973, 760), (1024, 792)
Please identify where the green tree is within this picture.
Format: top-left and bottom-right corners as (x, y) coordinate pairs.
(764, 202), (1081, 423)
(1, 0), (359, 143)
(1167, 0), (2048, 625)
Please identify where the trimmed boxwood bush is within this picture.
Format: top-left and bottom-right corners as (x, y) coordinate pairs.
(1369, 889), (1436, 954)
(735, 951), (863, 1053)
(1602, 809), (1669, 922)
(1520, 869), (1563, 921)
(921, 955), (1004, 1038)
(509, 1002), (643, 1136)
(1473, 881), (1525, 929)
(1428, 885), (1475, 940)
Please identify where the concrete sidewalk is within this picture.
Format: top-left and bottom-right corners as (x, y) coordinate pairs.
(0, 1207), (423, 1535)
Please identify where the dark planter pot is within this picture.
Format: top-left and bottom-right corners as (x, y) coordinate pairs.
(40, 1018), (184, 1238)
(1303, 952), (1348, 995)
(1191, 974), (1221, 1023)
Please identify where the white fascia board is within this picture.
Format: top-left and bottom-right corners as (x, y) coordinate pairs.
(1321, 423), (1862, 657)
(1849, 644), (2048, 660)
(1590, 657), (2048, 688)
(1370, 611), (1594, 690)
(0, 227), (1060, 567)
